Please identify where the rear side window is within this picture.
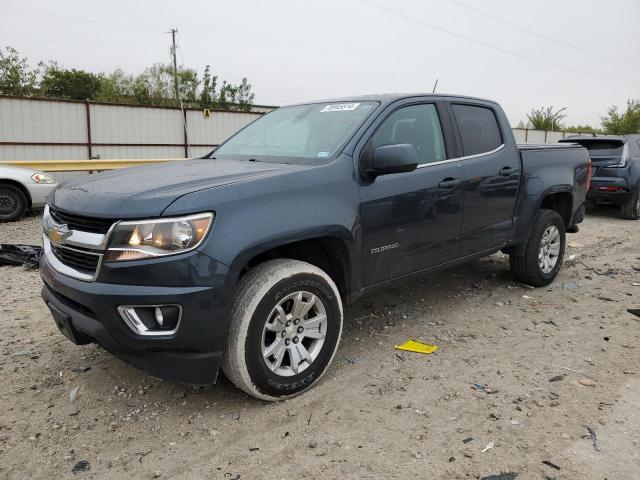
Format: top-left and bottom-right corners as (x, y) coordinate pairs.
(452, 104), (502, 156)
(370, 103), (446, 164)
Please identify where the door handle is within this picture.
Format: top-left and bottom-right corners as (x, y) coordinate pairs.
(499, 167), (516, 176)
(438, 178), (462, 188)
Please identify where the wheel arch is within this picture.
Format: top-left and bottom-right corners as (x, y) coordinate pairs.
(233, 232), (355, 300)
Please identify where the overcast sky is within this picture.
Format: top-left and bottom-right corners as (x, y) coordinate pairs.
(1, 0), (639, 127)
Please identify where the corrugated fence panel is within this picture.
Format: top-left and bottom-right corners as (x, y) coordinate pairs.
(186, 110), (261, 146)
(0, 98), (87, 143)
(512, 129), (527, 143)
(0, 145), (87, 161)
(91, 104), (184, 144)
(525, 130), (547, 144)
(546, 131), (566, 143)
(93, 146), (184, 159)
(189, 146), (215, 158)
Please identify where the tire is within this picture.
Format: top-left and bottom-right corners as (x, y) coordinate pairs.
(620, 190), (640, 220)
(0, 184), (28, 222)
(223, 259), (343, 401)
(509, 209), (566, 287)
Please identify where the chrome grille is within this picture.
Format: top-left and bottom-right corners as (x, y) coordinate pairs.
(49, 207), (114, 234)
(51, 245), (100, 273)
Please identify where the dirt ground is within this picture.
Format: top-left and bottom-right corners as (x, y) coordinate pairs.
(1, 207), (639, 480)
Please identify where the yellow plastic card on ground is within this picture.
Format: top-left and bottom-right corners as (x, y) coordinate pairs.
(394, 339), (439, 354)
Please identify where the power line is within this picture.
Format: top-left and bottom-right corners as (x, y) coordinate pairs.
(0, 6), (162, 32)
(358, 0), (639, 84)
(0, 34), (165, 48)
(449, 0), (639, 68)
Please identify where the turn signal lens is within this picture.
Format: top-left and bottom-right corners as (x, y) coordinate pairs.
(32, 173), (56, 184)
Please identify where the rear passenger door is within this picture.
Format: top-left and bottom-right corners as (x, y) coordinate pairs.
(450, 103), (520, 256)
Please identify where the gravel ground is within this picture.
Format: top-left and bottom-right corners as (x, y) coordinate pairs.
(1, 207), (639, 479)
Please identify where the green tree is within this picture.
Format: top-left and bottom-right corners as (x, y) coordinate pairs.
(40, 64), (102, 100)
(234, 77), (255, 112)
(564, 124), (602, 134)
(94, 69), (135, 103)
(527, 106), (566, 131)
(601, 99), (640, 134)
(0, 46), (40, 95)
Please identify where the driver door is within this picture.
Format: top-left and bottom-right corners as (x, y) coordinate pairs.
(358, 102), (465, 286)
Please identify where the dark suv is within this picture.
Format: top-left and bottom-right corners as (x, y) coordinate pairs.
(560, 135), (640, 219)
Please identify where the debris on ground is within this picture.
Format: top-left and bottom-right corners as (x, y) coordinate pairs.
(549, 374), (565, 382)
(71, 366), (91, 374)
(393, 339), (438, 354)
(578, 378), (596, 387)
(0, 244), (42, 269)
(628, 309), (640, 319)
(71, 460), (90, 474)
(345, 355), (357, 364)
(462, 437), (473, 444)
(481, 441), (495, 453)
(585, 425), (601, 451)
(542, 460), (561, 470)
(69, 386), (81, 402)
(480, 473), (518, 480)
(471, 383), (497, 394)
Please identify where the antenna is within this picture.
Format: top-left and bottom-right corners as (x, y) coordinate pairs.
(432, 78), (439, 93)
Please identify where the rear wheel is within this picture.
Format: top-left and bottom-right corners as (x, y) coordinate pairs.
(0, 184), (28, 222)
(223, 259), (343, 401)
(620, 190), (640, 220)
(510, 209), (566, 287)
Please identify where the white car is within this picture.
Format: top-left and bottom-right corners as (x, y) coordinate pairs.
(0, 165), (58, 221)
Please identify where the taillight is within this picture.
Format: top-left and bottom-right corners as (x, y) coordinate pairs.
(586, 158), (592, 191)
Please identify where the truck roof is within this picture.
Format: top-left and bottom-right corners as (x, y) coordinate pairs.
(286, 93), (500, 108)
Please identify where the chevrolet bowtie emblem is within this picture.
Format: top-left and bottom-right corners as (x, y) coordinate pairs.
(49, 224), (71, 246)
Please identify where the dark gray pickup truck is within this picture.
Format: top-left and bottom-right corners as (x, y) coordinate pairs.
(40, 94), (590, 400)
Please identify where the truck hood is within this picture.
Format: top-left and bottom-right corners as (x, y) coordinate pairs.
(50, 158), (307, 218)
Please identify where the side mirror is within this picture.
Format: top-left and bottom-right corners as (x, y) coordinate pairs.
(361, 143), (418, 179)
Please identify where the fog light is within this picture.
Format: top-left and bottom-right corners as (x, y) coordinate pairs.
(118, 305), (181, 336)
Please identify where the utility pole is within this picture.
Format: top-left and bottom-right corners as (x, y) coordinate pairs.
(169, 28), (179, 102)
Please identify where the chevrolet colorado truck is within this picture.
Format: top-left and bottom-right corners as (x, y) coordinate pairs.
(559, 134), (640, 219)
(40, 94), (590, 400)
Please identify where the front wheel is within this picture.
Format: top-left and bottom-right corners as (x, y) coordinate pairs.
(223, 259), (343, 401)
(510, 209), (566, 287)
(620, 190), (640, 220)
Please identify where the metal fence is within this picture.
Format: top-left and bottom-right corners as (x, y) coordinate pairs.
(0, 96), (275, 181)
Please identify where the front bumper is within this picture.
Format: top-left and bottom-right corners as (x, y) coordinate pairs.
(40, 250), (237, 385)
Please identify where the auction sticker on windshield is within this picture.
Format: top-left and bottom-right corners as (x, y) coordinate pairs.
(320, 103), (361, 112)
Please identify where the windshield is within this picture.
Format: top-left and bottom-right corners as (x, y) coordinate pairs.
(212, 101), (378, 164)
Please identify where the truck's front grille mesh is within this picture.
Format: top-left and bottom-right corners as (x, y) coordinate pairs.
(49, 207), (114, 234)
(51, 245), (100, 273)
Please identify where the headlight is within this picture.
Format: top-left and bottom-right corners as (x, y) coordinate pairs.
(32, 173), (56, 184)
(105, 213), (214, 262)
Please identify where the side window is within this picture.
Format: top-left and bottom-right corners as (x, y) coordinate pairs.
(452, 104), (502, 156)
(370, 104), (446, 164)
